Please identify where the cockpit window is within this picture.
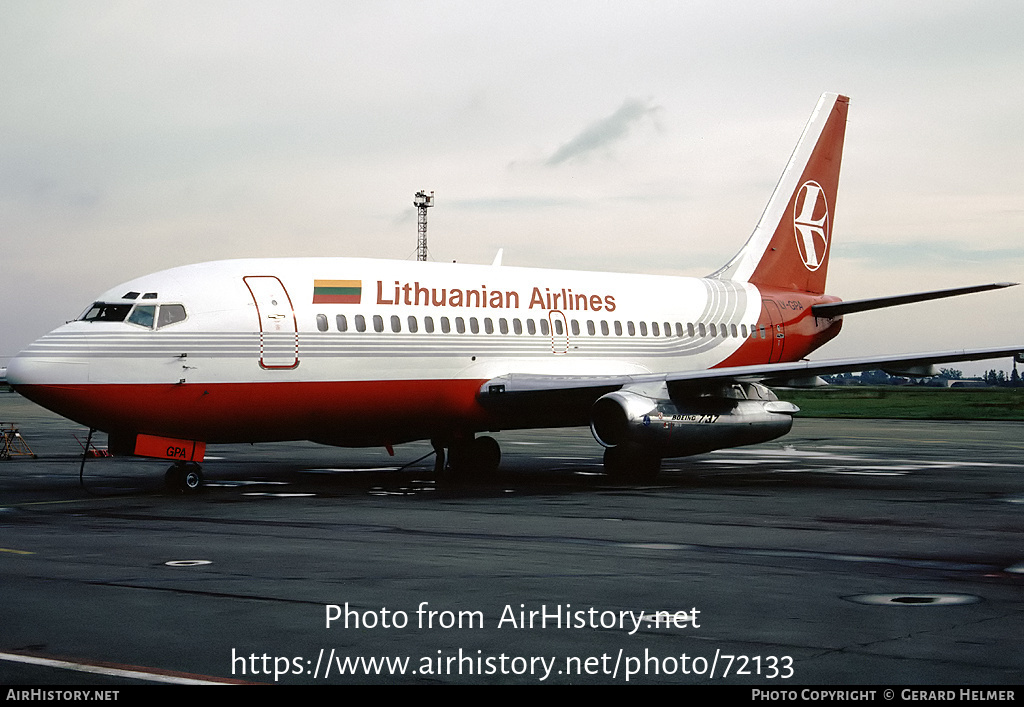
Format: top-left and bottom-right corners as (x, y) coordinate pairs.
(127, 305), (156, 328)
(80, 301), (187, 328)
(80, 303), (132, 322)
(157, 304), (187, 328)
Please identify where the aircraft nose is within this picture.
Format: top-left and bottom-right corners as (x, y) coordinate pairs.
(4, 352), (30, 388)
(5, 344), (88, 391)
(4, 341), (94, 426)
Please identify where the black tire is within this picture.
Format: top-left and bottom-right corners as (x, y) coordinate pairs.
(472, 436), (501, 473)
(181, 463), (203, 491)
(166, 463), (203, 492)
(165, 465), (181, 489)
(448, 436), (501, 477)
(603, 446), (660, 482)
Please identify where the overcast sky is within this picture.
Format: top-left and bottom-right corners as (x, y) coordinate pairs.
(2, 1), (1021, 374)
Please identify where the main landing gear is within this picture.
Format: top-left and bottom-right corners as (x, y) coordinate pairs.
(602, 445), (662, 482)
(166, 462), (203, 492)
(432, 435), (501, 478)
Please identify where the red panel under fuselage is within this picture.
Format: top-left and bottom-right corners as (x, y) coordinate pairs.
(15, 379), (494, 448)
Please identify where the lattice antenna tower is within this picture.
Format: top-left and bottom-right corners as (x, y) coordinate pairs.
(413, 190), (434, 261)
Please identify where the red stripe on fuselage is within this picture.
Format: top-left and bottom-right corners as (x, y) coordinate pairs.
(15, 379), (493, 447)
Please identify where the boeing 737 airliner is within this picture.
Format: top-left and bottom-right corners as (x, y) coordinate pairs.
(7, 93), (1021, 489)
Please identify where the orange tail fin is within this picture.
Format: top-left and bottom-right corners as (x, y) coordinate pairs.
(711, 93), (848, 295)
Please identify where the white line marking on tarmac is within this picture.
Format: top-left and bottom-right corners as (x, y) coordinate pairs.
(0, 651), (246, 684)
(301, 467), (400, 473)
(164, 560), (211, 567)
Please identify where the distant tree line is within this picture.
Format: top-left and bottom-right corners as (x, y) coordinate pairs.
(821, 365), (1023, 387)
(980, 368), (1022, 387)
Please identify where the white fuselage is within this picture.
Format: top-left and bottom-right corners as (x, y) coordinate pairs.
(22, 257), (766, 386)
(10, 257), (794, 447)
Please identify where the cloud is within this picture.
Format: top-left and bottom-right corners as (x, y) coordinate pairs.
(545, 98), (659, 166)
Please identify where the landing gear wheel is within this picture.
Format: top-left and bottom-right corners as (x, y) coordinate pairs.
(447, 436), (501, 477)
(471, 436), (501, 473)
(181, 463), (203, 491)
(166, 462), (204, 492)
(603, 446), (661, 482)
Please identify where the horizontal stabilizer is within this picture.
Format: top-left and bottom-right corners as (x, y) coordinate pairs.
(811, 282), (1017, 318)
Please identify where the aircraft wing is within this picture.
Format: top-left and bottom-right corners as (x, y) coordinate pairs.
(479, 345), (1024, 401)
(666, 345), (1024, 387)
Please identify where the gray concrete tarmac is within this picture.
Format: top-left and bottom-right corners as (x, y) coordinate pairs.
(1, 389), (1022, 685)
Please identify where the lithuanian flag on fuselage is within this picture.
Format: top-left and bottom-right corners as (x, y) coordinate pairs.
(312, 280), (362, 304)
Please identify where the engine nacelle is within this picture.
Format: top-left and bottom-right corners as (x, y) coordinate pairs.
(590, 383), (798, 458)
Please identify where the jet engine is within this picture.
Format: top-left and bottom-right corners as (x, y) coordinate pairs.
(590, 382), (798, 459)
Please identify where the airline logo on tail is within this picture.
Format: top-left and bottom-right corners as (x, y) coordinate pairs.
(793, 180), (830, 272)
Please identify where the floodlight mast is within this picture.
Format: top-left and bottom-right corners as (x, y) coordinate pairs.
(413, 190), (434, 262)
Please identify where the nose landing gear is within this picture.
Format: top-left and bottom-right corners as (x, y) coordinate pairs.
(166, 462), (203, 492)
